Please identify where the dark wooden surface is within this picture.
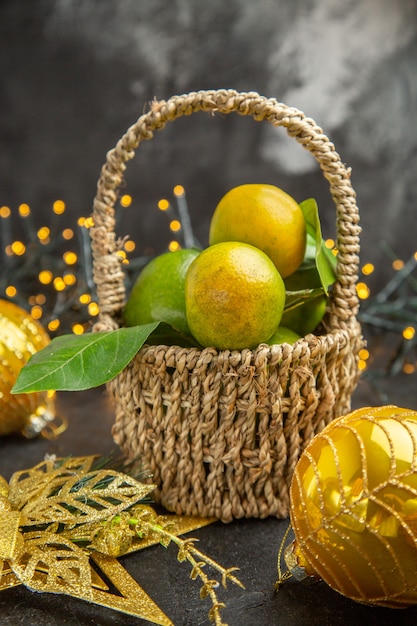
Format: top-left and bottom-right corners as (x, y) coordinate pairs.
(1, 360), (417, 625)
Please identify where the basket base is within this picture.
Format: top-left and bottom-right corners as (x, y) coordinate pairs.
(110, 325), (364, 522)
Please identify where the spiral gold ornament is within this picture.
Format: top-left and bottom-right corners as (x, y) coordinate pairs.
(0, 299), (56, 437)
(286, 405), (417, 608)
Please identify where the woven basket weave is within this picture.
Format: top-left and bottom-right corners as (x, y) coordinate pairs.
(90, 89), (364, 522)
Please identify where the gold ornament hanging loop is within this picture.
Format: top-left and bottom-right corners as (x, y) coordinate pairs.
(39, 413), (69, 440)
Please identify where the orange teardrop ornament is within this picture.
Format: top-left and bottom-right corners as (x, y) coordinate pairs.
(0, 299), (56, 437)
(288, 405), (417, 608)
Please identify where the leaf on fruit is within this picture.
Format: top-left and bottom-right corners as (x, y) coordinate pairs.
(144, 322), (200, 348)
(299, 198), (337, 293)
(284, 288), (326, 313)
(12, 323), (160, 393)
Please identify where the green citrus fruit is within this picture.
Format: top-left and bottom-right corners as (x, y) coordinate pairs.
(185, 241), (285, 350)
(209, 183), (306, 278)
(281, 265), (328, 336)
(124, 248), (200, 335)
(267, 326), (301, 345)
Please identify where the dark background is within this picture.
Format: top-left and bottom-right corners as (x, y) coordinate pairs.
(1, 0), (417, 290)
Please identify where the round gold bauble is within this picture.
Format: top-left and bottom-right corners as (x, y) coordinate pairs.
(288, 405), (417, 608)
(0, 299), (55, 437)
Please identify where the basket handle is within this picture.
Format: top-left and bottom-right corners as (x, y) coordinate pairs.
(90, 89), (360, 332)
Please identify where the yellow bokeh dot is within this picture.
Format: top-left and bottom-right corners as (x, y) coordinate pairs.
(325, 239), (335, 249)
(31, 305), (43, 320)
(48, 319), (60, 332)
(0, 206), (11, 218)
(88, 302), (99, 316)
(77, 217), (86, 227)
(403, 363), (415, 374)
(358, 359), (367, 371)
(53, 199), (66, 214)
(403, 326), (415, 340)
(63, 251), (78, 265)
(37, 226), (50, 242)
(158, 199), (170, 211)
(168, 240), (181, 252)
(361, 263), (374, 276)
(79, 293), (92, 304)
(18, 203), (31, 217)
(35, 294), (46, 304)
(5, 245), (13, 257)
(53, 277), (66, 291)
(5, 285), (17, 297)
(11, 241), (26, 256)
(124, 240), (136, 252)
(173, 185), (185, 197)
(39, 270), (53, 285)
(63, 273), (76, 286)
(170, 219), (181, 232)
(392, 259), (404, 271)
(120, 194), (132, 207)
(358, 348), (370, 360)
(72, 323), (85, 335)
(356, 282), (370, 299)
(62, 228), (74, 240)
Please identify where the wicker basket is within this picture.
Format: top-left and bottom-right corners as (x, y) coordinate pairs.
(90, 89), (364, 522)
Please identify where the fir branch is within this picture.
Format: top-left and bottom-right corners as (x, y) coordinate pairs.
(359, 248), (417, 376)
(129, 515), (244, 626)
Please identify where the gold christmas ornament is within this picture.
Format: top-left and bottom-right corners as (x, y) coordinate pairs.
(0, 299), (56, 437)
(282, 405), (417, 608)
(0, 455), (242, 626)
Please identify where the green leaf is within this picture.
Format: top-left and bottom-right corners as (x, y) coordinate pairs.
(299, 198), (337, 293)
(12, 323), (160, 393)
(145, 322), (200, 348)
(284, 288), (326, 313)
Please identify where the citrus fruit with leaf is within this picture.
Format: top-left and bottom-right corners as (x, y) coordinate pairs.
(124, 248), (200, 335)
(185, 242), (285, 350)
(267, 326), (301, 345)
(209, 184), (306, 278)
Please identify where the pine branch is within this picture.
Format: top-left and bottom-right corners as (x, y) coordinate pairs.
(131, 516), (244, 626)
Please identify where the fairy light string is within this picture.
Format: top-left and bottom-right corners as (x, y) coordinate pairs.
(0, 189), (190, 335)
(357, 246), (417, 375)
